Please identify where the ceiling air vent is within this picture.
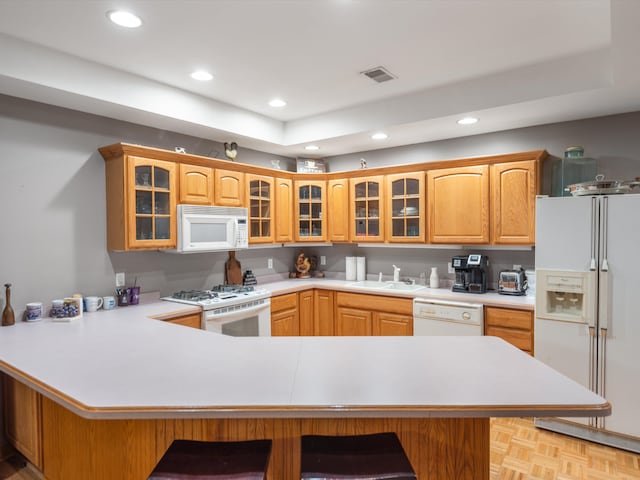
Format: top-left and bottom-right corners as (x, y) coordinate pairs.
(361, 66), (396, 83)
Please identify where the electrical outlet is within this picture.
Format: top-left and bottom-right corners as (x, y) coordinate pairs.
(447, 262), (454, 274)
(115, 272), (125, 287)
(268, 258), (273, 269)
(320, 255), (326, 265)
(513, 264), (522, 270)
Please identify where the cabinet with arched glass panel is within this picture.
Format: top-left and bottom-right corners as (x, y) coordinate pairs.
(294, 180), (326, 241)
(386, 172), (425, 242)
(246, 174), (274, 243)
(350, 176), (384, 242)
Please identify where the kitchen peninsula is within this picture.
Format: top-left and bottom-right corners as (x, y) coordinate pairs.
(0, 303), (609, 480)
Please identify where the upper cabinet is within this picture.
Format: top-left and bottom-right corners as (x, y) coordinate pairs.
(247, 174), (274, 244)
(327, 179), (350, 242)
(490, 160), (537, 244)
(275, 177), (294, 243)
(427, 165), (489, 244)
(294, 180), (326, 241)
(105, 154), (177, 251)
(386, 173), (425, 243)
(214, 169), (245, 207)
(350, 176), (384, 242)
(179, 164), (214, 205)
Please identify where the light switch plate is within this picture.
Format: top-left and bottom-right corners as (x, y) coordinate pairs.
(267, 258), (273, 269)
(115, 272), (125, 287)
(447, 262), (454, 274)
(320, 255), (326, 265)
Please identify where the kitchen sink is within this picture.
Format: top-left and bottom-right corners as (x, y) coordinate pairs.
(347, 281), (425, 292)
(384, 282), (426, 291)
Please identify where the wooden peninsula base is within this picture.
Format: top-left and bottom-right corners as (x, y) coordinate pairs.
(41, 397), (489, 480)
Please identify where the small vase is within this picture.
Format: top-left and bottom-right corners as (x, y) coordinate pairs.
(429, 267), (439, 289)
(2, 283), (15, 326)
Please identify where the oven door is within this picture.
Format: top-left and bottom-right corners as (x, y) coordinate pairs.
(204, 300), (271, 336)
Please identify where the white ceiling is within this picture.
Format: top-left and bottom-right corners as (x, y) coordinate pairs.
(1, 0), (639, 158)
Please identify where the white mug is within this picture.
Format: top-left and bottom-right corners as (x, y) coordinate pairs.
(103, 296), (116, 310)
(85, 296), (103, 312)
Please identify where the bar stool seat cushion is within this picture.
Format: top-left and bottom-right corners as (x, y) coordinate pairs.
(148, 439), (272, 480)
(300, 432), (416, 480)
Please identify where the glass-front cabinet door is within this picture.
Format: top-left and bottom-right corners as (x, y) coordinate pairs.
(350, 176), (384, 242)
(386, 172), (425, 242)
(294, 180), (326, 241)
(127, 156), (176, 249)
(247, 174), (274, 244)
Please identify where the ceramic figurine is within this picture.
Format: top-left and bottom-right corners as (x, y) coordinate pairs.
(295, 252), (311, 278)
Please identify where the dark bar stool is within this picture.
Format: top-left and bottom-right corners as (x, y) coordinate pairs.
(300, 432), (417, 480)
(148, 439), (272, 480)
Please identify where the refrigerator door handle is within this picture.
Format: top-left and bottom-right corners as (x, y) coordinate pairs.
(601, 196), (609, 271)
(598, 327), (607, 429)
(588, 326), (596, 391)
(590, 196), (597, 271)
(599, 270), (609, 331)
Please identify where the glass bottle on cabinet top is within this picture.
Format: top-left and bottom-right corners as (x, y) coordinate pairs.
(129, 158), (176, 247)
(351, 176), (384, 241)
(248, 176), (273, 243)
(296, 181), (325, 241)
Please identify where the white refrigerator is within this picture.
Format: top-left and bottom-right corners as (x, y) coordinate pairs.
(535, 194), (640, 453)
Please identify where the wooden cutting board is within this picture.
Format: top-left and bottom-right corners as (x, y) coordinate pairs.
(225, 251), (243, 285)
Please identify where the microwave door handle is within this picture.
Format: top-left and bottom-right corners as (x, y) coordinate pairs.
(232, 218), (239, 247)
(205, 303), (270, 322)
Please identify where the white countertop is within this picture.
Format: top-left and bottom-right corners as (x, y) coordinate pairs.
(261, 277), (535, 309)
(0, 297), (607, 421)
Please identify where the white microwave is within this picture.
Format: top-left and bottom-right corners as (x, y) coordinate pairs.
(170, 205), (248, 253)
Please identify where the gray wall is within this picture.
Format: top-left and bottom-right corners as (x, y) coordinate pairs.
(2, 94), (640, 317)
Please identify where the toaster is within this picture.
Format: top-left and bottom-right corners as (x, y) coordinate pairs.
(498, 269), (528, 295)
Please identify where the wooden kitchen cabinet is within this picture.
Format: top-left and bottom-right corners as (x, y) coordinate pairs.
(270, 293), (299, 336)
(298, 289), (314, 335)
(484, 306), (534, 355)
(3, 375), (43, 469)
(490, 160), (537, 244)
(275, 177), (294, 243)
(179, 164), (214, 205)
(335, 292), (413, 336)
(165, 312), (202, 329)
(295, 180), (326, 241)
(350, 176), (385, 242)
(313, 289), (335, 336)
(247, 174), (274, 243)
(386, 172), (425, 243)
(427, 165), (489, 244)
(327, 179), (350, 242)
(105, 154), (177, 250)
(214, 168), (245, 207)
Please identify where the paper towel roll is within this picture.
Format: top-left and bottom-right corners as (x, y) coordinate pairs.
(345, 257), (357, 281)
(356, 257), (366, 281)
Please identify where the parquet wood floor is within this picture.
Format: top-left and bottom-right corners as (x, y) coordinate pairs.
(491, 418), (640, 480)
(1, 418), (638, 479)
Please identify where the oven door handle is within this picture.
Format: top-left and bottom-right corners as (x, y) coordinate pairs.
(204, 302), (270, 323)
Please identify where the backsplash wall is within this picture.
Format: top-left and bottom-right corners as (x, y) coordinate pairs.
(1, 93), (640, 313)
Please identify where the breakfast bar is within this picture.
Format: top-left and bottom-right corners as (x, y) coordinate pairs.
(0, 307), (609, 480)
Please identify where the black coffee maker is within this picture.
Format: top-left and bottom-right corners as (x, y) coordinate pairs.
(451, 254), (489, 293)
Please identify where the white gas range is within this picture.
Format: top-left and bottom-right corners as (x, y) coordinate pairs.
(163, 285), (271, 336)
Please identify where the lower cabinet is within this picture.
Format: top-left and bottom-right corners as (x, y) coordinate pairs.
(335, 292), (413, 336)
(484, 306), (534, 355)
(165, 312), (202, 329)
(313, 289), (335, 336)
(2, 375), (43, 469)
(270, 292), (300, 336)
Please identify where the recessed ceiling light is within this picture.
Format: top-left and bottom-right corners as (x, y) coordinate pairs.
(457, 117), (478, 125)
(190, 70), (213, 81)
(268, 98), (287, 108)
(371, 132), (388, 140)
(107, 10), (142, 28)
(305, 145), (320, 151)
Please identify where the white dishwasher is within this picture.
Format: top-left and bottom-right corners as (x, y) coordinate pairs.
(413, 298), (484, 335)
